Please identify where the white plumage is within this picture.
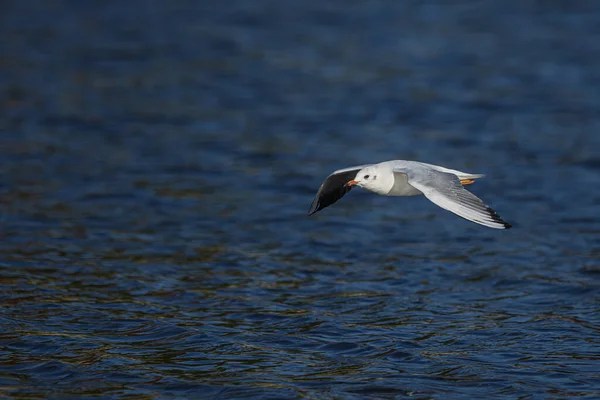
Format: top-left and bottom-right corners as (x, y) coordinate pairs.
(309, 160), (511, 230)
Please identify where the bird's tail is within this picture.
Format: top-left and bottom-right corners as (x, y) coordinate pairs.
(455, 172), (485, 180)
(455, 172), (485, 186)
(426, 164), (486, 181)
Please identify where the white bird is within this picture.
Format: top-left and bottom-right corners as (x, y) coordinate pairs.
(308, 160), (511, 229)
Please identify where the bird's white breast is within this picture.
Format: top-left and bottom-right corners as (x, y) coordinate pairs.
(387, 172), (422, 196)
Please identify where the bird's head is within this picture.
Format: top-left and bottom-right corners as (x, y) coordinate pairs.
(345, 166), (379, 191)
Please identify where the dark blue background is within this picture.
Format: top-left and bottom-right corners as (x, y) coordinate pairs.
(1, 1), (599, 398)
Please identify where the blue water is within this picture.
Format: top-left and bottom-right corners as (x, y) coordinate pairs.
(1, 1), (600, 398)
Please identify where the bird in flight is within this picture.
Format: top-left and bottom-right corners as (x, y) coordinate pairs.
(309, 160), (511, 229)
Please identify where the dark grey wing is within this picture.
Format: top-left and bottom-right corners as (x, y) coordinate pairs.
(308, 165), (369, 215)
(393, 166), (512, 229)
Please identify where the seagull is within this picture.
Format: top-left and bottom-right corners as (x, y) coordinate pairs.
(308, 160), (511, 229)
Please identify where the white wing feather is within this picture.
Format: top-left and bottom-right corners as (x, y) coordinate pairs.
(393, 164), (511, 229)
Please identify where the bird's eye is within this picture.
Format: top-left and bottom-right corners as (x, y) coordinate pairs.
(364, 174), (370, 179)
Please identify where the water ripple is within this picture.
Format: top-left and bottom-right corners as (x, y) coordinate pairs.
(2, 0), (600, 398)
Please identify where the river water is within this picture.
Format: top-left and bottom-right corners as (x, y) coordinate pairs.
(1, 1), (599, 398)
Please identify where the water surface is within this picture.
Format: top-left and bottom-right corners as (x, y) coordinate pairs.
(1, 1), (600, 398)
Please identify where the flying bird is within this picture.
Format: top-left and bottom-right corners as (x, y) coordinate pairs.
(308, 160), (511, 229)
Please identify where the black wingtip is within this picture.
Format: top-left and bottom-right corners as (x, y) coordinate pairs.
(308, 168), (362, 218)
(485, 206), (512, 229)
(308, 200), (320, 216)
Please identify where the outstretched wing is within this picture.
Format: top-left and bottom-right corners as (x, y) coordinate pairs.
(394, 166), (511, 229)
(308, 165), (371, 215)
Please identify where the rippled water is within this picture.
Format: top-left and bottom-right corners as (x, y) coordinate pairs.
(2, 1), (600, 398)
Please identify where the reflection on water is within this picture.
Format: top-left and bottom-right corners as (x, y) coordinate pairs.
(1, 0), (600, 398)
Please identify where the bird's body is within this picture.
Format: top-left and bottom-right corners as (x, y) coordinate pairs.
(309, 160), (511, 229)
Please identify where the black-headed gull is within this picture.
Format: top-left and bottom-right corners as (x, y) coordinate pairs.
(309, 160), (511, 229)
